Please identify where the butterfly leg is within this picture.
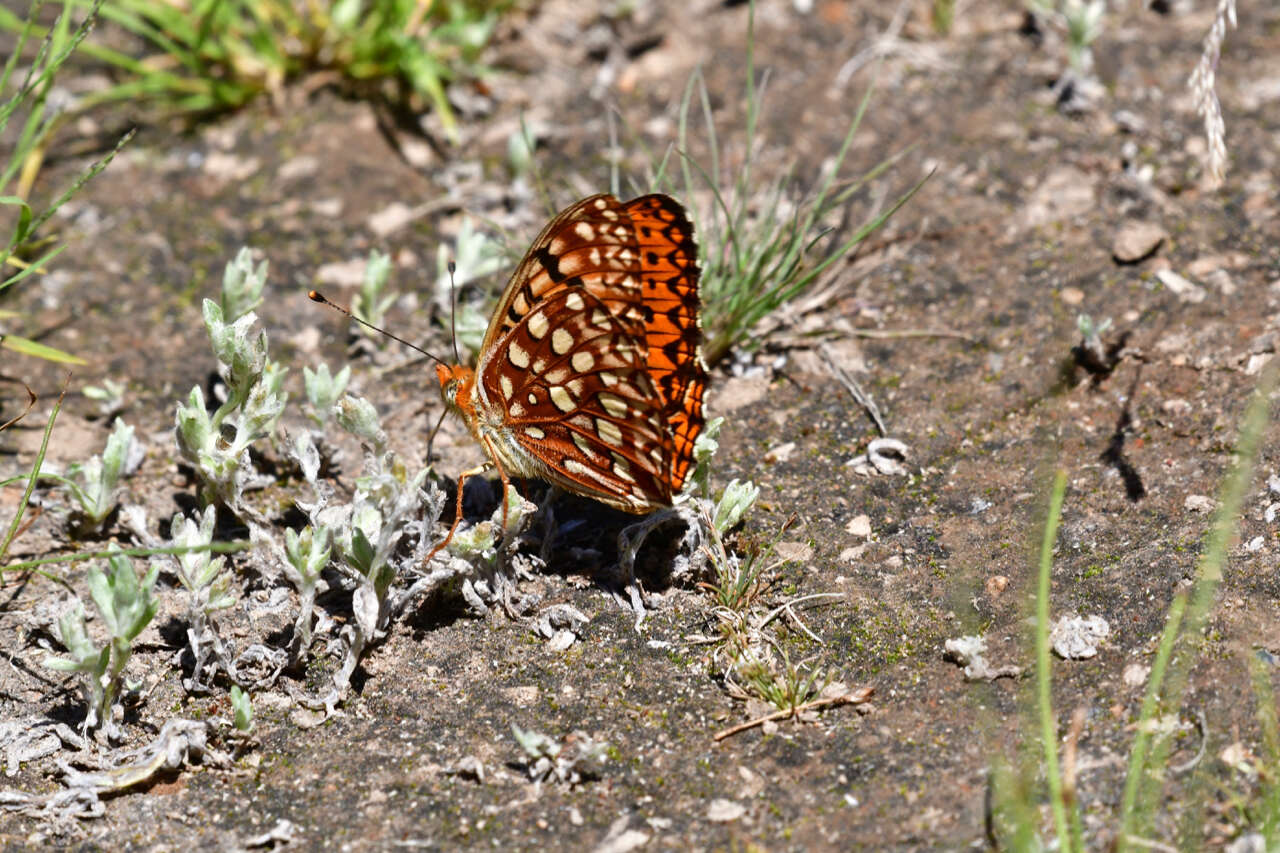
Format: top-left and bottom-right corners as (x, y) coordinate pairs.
(422, 461), (492, 566)
(477, 434), (515, 535)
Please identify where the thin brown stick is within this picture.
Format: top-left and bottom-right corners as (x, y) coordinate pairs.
(0, 377), (36, 431)
(713, 685), (873, 742)
(847, 327), (978, 343)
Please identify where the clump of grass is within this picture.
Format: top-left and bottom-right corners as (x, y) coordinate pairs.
(0, 0), (507, 143)
(633, 0), (923, 366)
(1, 0), (131, 366)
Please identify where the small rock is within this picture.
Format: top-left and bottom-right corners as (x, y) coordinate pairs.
(707, 799), (746, 822)
(315, 257), (370, 288)
(774, 541), (813, 563)
(368, 201), (420, 237)
(764, 441), (796, 463)
(845, 514), (872, 537)
(1060, 286), (1085, 305)
(310, 198), (344, 217)
(1122, 663), (1150, 687)
(1023, 166), (1097, 228)
(984, 575), (1009, 598)
(203, 151), (260, 182)
(1204, 268), (1236, 295)
(1112, 220), (1167, 264)
(838, 546), (866, 563)
(1050, 614), (1110, 659)
(1155, 269), (1206, 303)
(547, 630), (576, 651)
(1245, 354), (1273, 376)
(1184, 494), (1216, 513)
(278, 155), (319, 182)
(502, 686), (539, 707)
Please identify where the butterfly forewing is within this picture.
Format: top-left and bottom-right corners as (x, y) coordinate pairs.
(483, 195), (648, 355)
(623, 195), (707, 490)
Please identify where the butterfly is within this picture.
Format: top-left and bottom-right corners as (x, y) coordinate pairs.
(431, 193), (708, 553)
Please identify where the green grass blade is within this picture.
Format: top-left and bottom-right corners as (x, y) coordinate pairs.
(19, 127), (134, 245)
(1035, 470), (1073, 852)
(1, 244), (67, 293)
(0, 380), (65, 566)
(2, 541), (253, 576)
(1116, 363), (1276, 848)
(0, 334), (86, 364)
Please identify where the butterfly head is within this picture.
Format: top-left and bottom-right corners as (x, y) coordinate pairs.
(435, 363), (475, 417)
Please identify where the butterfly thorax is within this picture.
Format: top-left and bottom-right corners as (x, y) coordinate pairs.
(435, 361), (551, 482)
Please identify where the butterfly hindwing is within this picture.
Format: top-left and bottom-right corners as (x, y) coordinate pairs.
(477, 287), (673, 511)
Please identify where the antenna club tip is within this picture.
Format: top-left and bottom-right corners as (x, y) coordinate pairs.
(308, 290), (324, 302)
(447, 261), (456, 274)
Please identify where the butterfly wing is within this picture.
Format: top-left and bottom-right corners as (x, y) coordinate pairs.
(623, 194), (707, 492)
(475, 287), (675, 511)
(481, 194), (648, 355)
(470, 193), (707, 510)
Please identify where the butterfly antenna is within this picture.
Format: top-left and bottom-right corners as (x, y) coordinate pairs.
(308, 290), (448, 368)
(447, 261), (461, 365)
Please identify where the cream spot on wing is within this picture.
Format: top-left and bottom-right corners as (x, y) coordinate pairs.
(620, 275), (637, 291)
(574, 221), (595, 241)
(546, 367), (569, 385)
(600, 206), (618, 220)
(599, 371), (619, 387)
(499, 374), (514, 400)
(598, 392), (628, 418)
(564, 290), (585, 311)
(532, 358), (547, 374)
(563, 458), (601, 485)
(524, 426), (545, 440)
(596, 418), (623, 446)
(551, 328), (574, 355)
(526, 311), (549, 339)
(508, 341), (530, 369)
(590, 309), (610, 328)
(512, 292), (529, 316)
(618, 248), (633, 263)
(508, 402), (526, 418)
(571, 350), (595, 373)
(589, 248), (601, 266)
(572, 432), (594, 457)
(551, 386), (575, 412)
(611, 454), (635, 482)
(593, 198), (608, 210)
(614, 226), (629, 238)
(527, 392), (538, 405)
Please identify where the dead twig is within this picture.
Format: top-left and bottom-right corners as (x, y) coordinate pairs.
(848, 327), (977, 344)
(0, 377), (37, 432)
(713, 685), (873, 742)
(821, 345), (887, 436)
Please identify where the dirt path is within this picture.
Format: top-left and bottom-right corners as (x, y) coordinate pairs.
(3, 1), (1279, 849)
